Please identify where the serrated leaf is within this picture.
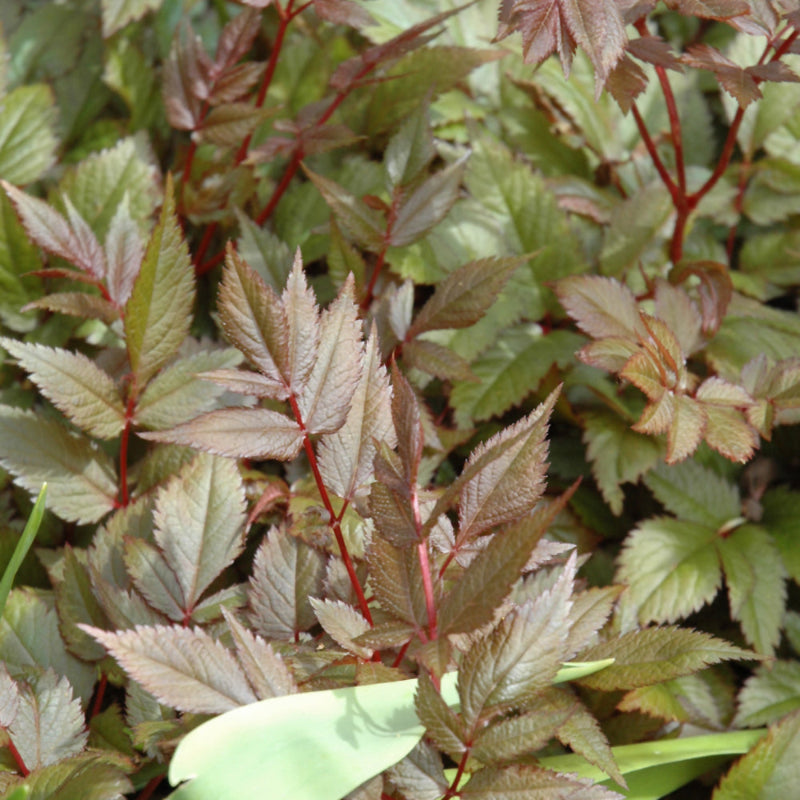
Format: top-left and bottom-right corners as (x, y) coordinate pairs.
(471, 689), (575, 765)
(311, 598), (372, 658)
(576, 627), (757, 691)
(451, 327), (582, 426)
(415, 671), (467, 760)
(365, 535), (427, 628)
(281, 252), (319, 395)
(217, 248), (290, 390)
(318, 331), (394, 500)
(104, 194), (143, 307)
(0, 85), (58, 184)
(223, 610), (296, 700)
(460, 764), (623, 799)
(101, 0), (162, 37)
(408, 256), (525, 337)
(9, 671), (88, 770)
(140, 407), (303, 460)
(125, 175), (194, 386)
(390, 155), (467, 248)
(735, 661), (800, 728)
(583, 410), (663, 515)
(124, 538), (185, 622)
(248, 527), (326, 640)
(305, 168), (385, 252)
(235, 210), (292, 291)
(617, 517), (721, 624)
(85, 624), (257, 714)
(0, 339), (125, 439)
(458, 554), (575, 727)
(0, 589), (95, 705)
(566, 586), (624, 656)
(644, 460), (740, 527)
(57, 137), (159, 239)
(0, 406), (117, 524)
(197, 103), (275, 147)
(387, 741), (447, 800)
(555, 276), (643, 341)
(457, 390), (556, 542)
(134, 348), (243, 430)
(718, 525), (785, 655)
(296, 279), (362, 435)
(714, 710), (800, 800)
(14, 751), (134, 800)
(153, 454), (246, 615)
(438, 508), (562, 636)
(2, 184), (104, 279)
(25, 293), (118, 325)
(385, 102), (435, 188)
(762, 488), (800, 584)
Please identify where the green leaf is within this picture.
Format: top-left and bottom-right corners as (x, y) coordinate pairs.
(408, 256), (525, 338)
(140, 407), (303, 460)
(457, 390), (556, 542)
(389, 155), (467, 247)
(9, 670), (88, 770)
(644, 460), (741, 528)
(384, 101), (435, 188)
(714, 711), (800, 800)
(583, 411), (663, 515)
(235, 211), (293, 292)
(0, 85), (58, 184)
(762, 488), (800, 584)
(247, 527), (326, 640)
(458, 554), (574, 727)
(153, 454), (246, 614)
(125, 176), (194, 386)
(0, 406), (117, 525)
(735, 661), (800, 728)
(305, 168), (385, 252)
(617, 517), (721, 624)
(57, 137), (159, 239)
(0, 188), (41, 331)
(318, 331), (395, 501)
(0, 485), (46, 623)
(0, 339), (125, 439)
(216, 248), (290, 393)
(718, 525), (786, 656)
(311, 598), (373, 658)
(101, 0), (162, 37)
(85, 624), (257, 714)
(576, 627), (757, 691)
(555, 275), (643, 341)
(450, 326), (582, 426)
(134, 348), (243, 430)
(0, 589), (96, 705)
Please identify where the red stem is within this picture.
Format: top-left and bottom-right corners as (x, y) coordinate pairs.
(443, 746), (472, 799)
(182, 102), (210, 185)
(136, 775), (165, 800)
(193, 222), (218, 273)
(631, 102), (681, 207)
(119, 394), (136, 507)
(90, 672), (108, 718)
(360, 247), (387, 311)
(6, 738), (28, 776)
(287, 395), (373, 625)
(726, 157), (751, 259)
(255, 149), (303, 226)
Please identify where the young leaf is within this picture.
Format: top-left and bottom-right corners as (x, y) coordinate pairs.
(125, 175), (194, 386)
(248, 527), (326, 640)
(576, 627), (757, 692)
(296, 278), (362, 435)
(457, 389), (556, 542)
(0, 406), (117, 524)
(217, 247), (290, 391)
(365, 535), (427, 628)
(718, 525), (786, 656)
(85, 624), (258, 714)
(9, 670), (88, 770)
(140, 407), (303, 460)
(0, 339), (125, 439)
(153, 454), (246, 613)
(554, 275), (643, 341)
(408, 256), (525, 338)
(389, 155), (468, 248)
(616, 518), (721, 624)
(318, 331), (394, 501)
(223, 610), (297, 700)
(458, 554), (575, 727)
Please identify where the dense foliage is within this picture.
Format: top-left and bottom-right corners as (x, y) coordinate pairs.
(1, 0), (800, 798)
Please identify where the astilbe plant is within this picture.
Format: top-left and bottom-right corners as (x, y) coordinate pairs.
(0, 0), (800, 798)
